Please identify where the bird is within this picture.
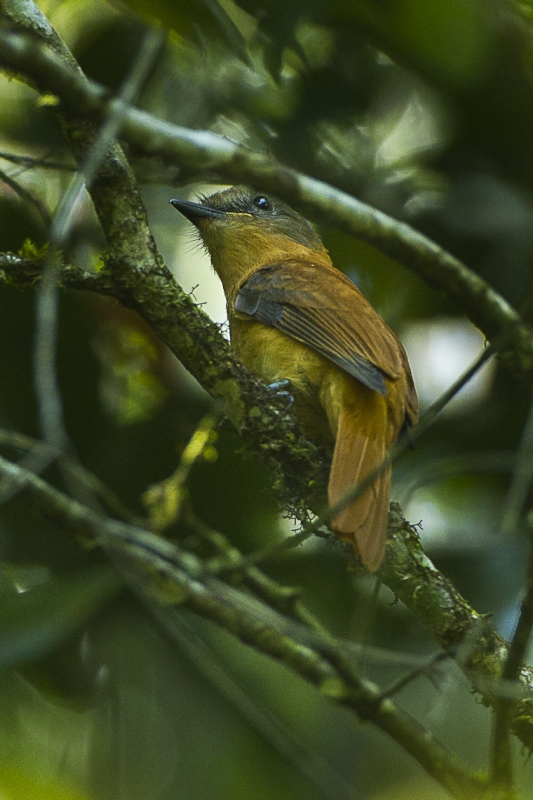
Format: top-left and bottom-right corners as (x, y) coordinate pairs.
(170, 186), (417, 571)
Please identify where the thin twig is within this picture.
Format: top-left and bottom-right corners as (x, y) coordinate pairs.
(142, 413), (219, 531)
(49, 27), (165, 244)
(0, 149), (75, 171)
(490, 392), (533, 787)
(379, 652), (450, 700)
(490, 392), (533, 789)
(34, 26), (165, 454)
(0, 427), (144, 523)
(0, 166), (51, 225)
(398, 451), (518, 507)
(489, 560), (533, 792)
(501, 393), (533, 537)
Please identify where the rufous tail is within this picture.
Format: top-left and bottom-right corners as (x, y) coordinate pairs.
(328, 401), (390, 572)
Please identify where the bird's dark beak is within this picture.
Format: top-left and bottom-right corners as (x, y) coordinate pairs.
(170, 198), (225, 226)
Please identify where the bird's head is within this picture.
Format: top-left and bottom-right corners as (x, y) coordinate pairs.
(170, 185), (331, 294)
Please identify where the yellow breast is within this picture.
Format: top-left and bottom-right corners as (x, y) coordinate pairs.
(230, 314), (337, 446)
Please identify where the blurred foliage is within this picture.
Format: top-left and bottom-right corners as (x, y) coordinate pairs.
(1, 0), (533, 797)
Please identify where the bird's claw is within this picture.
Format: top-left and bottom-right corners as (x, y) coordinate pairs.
(266, 379), (294, 409)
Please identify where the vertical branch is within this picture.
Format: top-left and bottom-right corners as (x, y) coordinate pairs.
(501, 393), (533, 536)
(490, 393), (533, 792)
(34, 256), (68, 449)
(489, 547), (533, 793)
(33, 25), (165, 453)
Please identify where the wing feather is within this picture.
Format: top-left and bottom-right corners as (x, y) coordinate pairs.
(235, 260), (404, 394)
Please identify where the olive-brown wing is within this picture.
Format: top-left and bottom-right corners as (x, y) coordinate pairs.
(235, 260), (405, 395)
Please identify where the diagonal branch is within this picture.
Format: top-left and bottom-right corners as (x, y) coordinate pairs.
(0, 452), (493, 800)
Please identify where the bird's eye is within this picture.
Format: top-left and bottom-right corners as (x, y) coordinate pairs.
(253, 195), (273, 211)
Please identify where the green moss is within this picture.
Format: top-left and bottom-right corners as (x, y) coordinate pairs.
(17, 239), (49, 260)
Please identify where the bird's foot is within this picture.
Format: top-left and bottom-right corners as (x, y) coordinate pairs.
(266, 379), (294, 409)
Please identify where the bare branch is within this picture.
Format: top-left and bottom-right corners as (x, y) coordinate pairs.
(0, 166), (50, 225)
(0, 150), (75, 171)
